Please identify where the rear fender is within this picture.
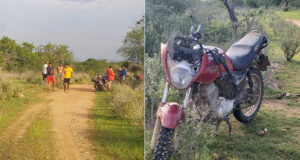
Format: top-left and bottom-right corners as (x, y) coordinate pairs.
(156, 102), (185, 129)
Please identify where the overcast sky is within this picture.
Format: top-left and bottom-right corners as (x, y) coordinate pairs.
(0, 0), (144, 61)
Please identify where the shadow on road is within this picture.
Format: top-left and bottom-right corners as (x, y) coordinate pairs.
(71, 87), (95, 93)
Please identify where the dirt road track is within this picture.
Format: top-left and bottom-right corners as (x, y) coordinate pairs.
(0, 84), (97, 160)
(286, 19), (300, 27)
(50, 84), (96, 160)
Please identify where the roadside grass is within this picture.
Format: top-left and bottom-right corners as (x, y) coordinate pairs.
(91, 91), (144, 160)
(277, 10), (300, 20)
(0, 79), (41, 134)
(1, 108), (55, 160)
(274, 60), (300, 94)
(111, 83), (144, 131)
(145, 108), (300, 160)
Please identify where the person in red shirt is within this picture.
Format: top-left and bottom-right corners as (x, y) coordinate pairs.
(107, 66), (115, 90)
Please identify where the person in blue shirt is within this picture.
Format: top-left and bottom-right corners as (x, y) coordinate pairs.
(121, 66), (127, 82)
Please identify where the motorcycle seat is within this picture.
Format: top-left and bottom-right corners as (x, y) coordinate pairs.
(226, 30), (264, 70)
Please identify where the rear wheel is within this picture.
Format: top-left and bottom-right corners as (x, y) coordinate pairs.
(234, 68), (263, 123)
(153, 127), (174, 160)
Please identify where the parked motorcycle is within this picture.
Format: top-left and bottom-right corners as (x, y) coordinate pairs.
(151, 15), (270, 159)
(91, 74), (108, 91)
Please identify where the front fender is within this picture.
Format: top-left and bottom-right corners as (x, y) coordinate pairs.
(157, 102), (185, 129)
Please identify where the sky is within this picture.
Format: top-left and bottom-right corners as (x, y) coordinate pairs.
(0, 0), (144, 61)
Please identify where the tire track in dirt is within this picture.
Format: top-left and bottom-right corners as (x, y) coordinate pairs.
(286, 19), (300, 27)
(0, 93), (52, 159)
(0, 84), (97, 160)
(49, 84), (96, 160)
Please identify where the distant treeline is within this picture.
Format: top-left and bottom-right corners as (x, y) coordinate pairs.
(0, 36), (143, 76)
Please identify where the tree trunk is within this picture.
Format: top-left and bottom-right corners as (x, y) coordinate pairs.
(285, 0), (289, 7)
(222, 0), (239, 40)
(223, 0), (238, 23)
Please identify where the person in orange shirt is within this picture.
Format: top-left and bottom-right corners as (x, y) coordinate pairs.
(107, 66), (115, 90)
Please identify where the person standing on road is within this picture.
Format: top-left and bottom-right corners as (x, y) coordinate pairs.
(63, 63), (73, 93)
(42, 61), (49, 85)
(107, 66), (115, 90)
(47, 62), (55, 92)
(57, 64), (64, 81)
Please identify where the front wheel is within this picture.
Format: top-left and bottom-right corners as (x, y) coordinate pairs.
(153, 127), (174, 160)
(94, 84), (101, 91)
(234, 68), (264, 123)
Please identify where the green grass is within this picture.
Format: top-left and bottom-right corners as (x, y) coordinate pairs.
(207, 109), (300, 160)
(91, 92), (144, 160)
(0, 80), (41, 134)
(274, 60), (300, 94)
(278, 10), (300, 20)
(6, 109), (55, 160)
(145, 108), (300, 160)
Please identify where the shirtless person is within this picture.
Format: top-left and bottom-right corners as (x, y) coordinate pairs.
(57, 64), (64, 81)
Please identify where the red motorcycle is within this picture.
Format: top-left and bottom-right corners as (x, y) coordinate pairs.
(151, 16), (270, 159)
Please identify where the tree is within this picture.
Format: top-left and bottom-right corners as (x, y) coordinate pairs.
(118, 17), (144, 64)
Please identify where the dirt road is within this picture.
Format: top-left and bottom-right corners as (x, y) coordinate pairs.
(0, 84), (97, 160)
(286, 19), (300, 27)
(50, 84), (96, 160)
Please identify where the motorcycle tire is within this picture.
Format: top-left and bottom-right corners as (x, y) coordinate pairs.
(94, 84), (101, 91)
(153, 127), (174, 160)
(101, 85), (107, 91)
(234, 68), (263, 123)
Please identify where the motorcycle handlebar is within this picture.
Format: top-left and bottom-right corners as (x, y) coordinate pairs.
(179, 46), (202, 56)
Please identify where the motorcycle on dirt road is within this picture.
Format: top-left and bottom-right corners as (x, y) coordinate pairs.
(91, 74), (108, 91)
(151, 15), (270, 159)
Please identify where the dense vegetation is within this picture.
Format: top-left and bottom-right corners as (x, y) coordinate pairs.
(145, 0), (300, 159)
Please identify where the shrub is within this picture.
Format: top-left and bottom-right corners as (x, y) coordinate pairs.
(111, 83), (144, 131)
(274, 19), (300, 61)
(72, 72), (90, 84)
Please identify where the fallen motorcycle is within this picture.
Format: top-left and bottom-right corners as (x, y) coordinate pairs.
(91, 74), (108, 91)
(151, 15), (270, 160)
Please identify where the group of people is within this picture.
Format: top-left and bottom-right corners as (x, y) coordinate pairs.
(104, 65), (127, 89)
(106, 65), (145, 86)
(42, 61), (73, 92)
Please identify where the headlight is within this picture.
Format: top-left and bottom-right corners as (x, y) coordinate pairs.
(167, 56), (193, 89)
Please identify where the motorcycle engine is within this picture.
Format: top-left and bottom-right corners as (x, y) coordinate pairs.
(192, 83), (234, 121)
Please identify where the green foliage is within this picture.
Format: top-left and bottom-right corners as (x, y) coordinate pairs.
(0, 37), (73, 72)
(273, 19), (300, 61)
(145, 55), (184, 125)
(111, 83), (144, 130)
(118, 17), (144, 63)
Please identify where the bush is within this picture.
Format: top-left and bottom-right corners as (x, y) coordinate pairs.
(72, 72), (90, 84)
(111, 83), (144, 131)
(145, 55), (184, 126)
(274, 19), (300, 61)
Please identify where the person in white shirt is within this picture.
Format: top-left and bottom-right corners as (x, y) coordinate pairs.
(42, 61), (49, 84)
